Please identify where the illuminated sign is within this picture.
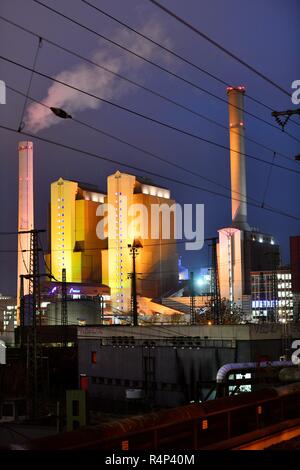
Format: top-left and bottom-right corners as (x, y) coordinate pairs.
(69, 288), (80, 294)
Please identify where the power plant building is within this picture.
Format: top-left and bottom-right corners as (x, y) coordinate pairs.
(102, 171), (178, 314)
(251, 268), (293, 322)
(47, 173), (178, 316)
(218, 87), (280, 317)
(48, 178), (107, 283)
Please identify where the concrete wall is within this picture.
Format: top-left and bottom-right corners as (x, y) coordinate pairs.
(47, 300), (102, 325)
(78, 340), (236, 408)
(77, 323), (300, 409)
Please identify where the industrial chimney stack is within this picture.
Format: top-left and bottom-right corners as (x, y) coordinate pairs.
(227, 86), (249, 231)
(17, 141), (34, 324)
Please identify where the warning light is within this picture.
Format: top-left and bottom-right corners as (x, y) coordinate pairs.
(121, 440), (129, 450)
(202, 419), (208, 430)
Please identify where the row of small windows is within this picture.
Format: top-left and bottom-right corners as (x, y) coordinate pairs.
(57, 199), (65, 266)
(251, 274), (291, 280)
(91, 376), (180, 391)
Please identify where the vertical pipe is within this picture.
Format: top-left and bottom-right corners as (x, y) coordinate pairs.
(227, 87), (249, 231)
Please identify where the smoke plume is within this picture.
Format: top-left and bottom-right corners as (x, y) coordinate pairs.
(25, 20), (173, 133)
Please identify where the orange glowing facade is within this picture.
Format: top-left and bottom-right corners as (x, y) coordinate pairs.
(103, 171), (178, 313)
(47, 173), (178, 313)
(48, 178), (107, 283)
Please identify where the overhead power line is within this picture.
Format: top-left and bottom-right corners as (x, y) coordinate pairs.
(2, 82), (294, 219)
(148, 0), (291, 97)
(8, 82), (289, 209)
(81, 0), (300, 131)
(29, 1), (300, 142)
(6, 83), (253, 202)
(17, 36), (42, 132)
(0, 123), (299, 222)
(80, 1), (264, 111)
(2, 54), (300, 173)
(0, 14), (295, 163)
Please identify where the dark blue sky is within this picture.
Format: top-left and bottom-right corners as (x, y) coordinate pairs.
(0, 0), (299, 296)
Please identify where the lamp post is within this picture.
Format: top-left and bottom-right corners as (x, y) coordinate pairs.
(128, 239), (143, 327)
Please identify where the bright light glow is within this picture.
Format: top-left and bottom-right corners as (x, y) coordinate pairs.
(41, 302), (50, 308)
(69, 288), (80, 294)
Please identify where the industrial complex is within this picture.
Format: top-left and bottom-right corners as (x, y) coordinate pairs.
(0, 0), (298, 451)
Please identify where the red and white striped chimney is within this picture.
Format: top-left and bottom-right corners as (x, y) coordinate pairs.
(17, 141), (34, 324)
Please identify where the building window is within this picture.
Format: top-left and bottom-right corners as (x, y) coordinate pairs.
(72, 400), (80, 417)
(91, 351), (97, 364)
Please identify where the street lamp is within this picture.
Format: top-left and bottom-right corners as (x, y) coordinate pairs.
(128, 239), (143, 327)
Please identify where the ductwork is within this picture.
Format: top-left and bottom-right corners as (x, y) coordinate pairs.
(216, 361), (294, 383)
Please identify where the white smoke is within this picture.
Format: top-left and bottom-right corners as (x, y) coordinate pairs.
(25, 19), (173, 133)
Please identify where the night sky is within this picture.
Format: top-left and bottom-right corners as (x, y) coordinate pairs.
(0, 0), (299, 296)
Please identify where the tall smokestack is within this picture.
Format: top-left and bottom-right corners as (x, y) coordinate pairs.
(227, 86), (249, 231)
(17, 141), (34, 324)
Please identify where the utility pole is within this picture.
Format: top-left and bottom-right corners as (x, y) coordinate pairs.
(27, 229), (43, 419)
(61, 268), (68, 347)
(272, 109), (300, 131)
(128, 240), (143, 326)
(208, 237), (221, 324)
(190, 271), (196, 325)
(19, 274), (25, 348)
(19, 275), (25, 327)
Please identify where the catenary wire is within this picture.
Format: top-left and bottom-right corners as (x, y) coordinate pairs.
(0, 14), (295, 164)
(17, 36), (42, 132)
(2, 54), (300, 177)
(6, 82), (278, 204)
(261, 152), (277, 209)
(147, 0), (291, 97)
(0, 122), (299, 222)
(82, 0), (300, 130)
(29, 0), (300, 142)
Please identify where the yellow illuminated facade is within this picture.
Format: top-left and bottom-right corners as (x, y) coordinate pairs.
(104, 171), (178, 313)
(47, 174), (178, 312)
(49, 178), (107, 283)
